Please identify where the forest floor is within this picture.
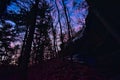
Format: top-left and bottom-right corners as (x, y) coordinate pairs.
(0, 58), (117, 80)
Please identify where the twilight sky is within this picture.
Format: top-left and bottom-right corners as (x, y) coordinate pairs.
(7, 0), (88, 32)
(4, 0), (89, 51)
(50, 0), (88, 32)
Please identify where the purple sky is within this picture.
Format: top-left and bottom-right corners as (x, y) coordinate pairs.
(7, 0), (88, 33)
(50, 0), (88, 32)
(5, 0), (89, 52)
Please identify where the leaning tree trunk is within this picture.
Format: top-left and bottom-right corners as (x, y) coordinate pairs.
(18, 0), (39, 80)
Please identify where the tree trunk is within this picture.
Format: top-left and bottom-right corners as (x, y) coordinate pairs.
(18, 0), (39, 80)
(51, 23), (57, 54)
(62, 0), (71, 40)
(55, 0), (64, 45)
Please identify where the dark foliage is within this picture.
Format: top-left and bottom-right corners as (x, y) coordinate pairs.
(0, 21), (17, 65)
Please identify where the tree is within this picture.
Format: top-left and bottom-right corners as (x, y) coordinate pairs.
(0, 20), (17, 65)
(18, 1), (55, 78)
(61, 0), (72, 40)
(31, 0), (54, 63)
(15, 0), (39, 79)
(55, 0), (64, 45)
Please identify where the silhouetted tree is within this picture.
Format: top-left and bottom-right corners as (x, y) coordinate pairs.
(0, 21), (17, 65)
(17, 0), (39, 79)
(61, 0), (72, 40)
(55, 0), (64, 45)
(51, 21), (57, 55)
(32, 1), (54, 63)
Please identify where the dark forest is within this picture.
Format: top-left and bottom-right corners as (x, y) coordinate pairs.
(0, 0), (120, 80)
